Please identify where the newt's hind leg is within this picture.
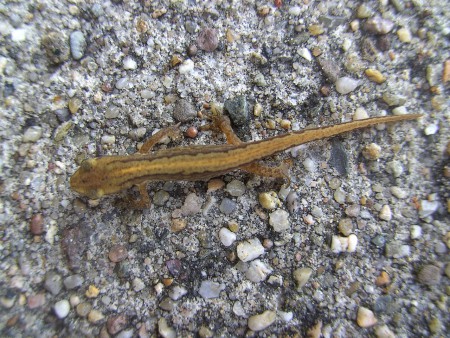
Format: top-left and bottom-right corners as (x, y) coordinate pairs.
(139, 123), (181, 154)
(200, 113), (243, 145)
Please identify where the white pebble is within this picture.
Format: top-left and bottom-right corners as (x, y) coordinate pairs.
(70, 30), (86, 60)
(392, 106), (408, 115)
(288, 6), (302, 15)
(356, 307), (377, 328)
(115, 77), (131, 89)
(237, 238), (265, 262)
(353, 107), (369, 120)
(245, 260), (273, 282)
(335, 77), (359, 94)
(331, 235), (348, 253)
(347, 234), (358, 252)
(158, 318), (176, 338)
(169, 285), (187, 301)
(269, 209), (290, 232)
(303, 157), (316, 172)
(101, 135), (116, 144)
(198, 281), (225, 299)
(233, 301), (246, 317)
(390, 186), (408, 199)
(219, 227), (237, 247)
(410, 225), (422, 240)
(11, 28), (27, 42)
(342, 38), (352, 51)
(123, 56), (137, 70)
(424, 124), (438, 135)
(375, 324), (396, 338)
(179, 59), (194, 74)
(54, 299), (70, 319)
(248, 310), (276, 331)
(419, 200), (439, 218)
(23, 126), (42, 142)
(297, 47), (312, 61)
(379, 205), (392, 221)
(278, 311), (293, 322)
(225, 179), (246, 197)
(293, 267), (312, 290)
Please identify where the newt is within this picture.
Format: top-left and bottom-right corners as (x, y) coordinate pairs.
(70, 113), (421, 208)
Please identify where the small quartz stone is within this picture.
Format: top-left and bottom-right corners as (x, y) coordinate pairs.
(179, 59), (194, 74)
(219, 228), (236, 247)
(335, 77), (359, 94)
(158, 318), (176, 338)
(245, 260), (273, 282)
(198, 281), (225, 299)
(196, 28), (218, 52)
(364, 17), (394, 34)
(54, 299), (70, 319)
(237, 238), (265, 262)
(379, 205), (392, 221)
(23, 126), (42, 142)
(248, 310), (276, 331)
(397, 28), (412, 43)
(410, 225), (422, 239)
(225, 180), (246, 197)
(357, 307), (377, 328)
(88, 309), (104, 323)
(269, 210), (290, 232)
(293, 267), (312, 290)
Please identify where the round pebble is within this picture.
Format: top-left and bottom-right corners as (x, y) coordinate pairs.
(269, 209), (290, 232)
(30, 213), (45, 235)
(417, 264), (441, 285)
(226, 180), (246, 197)
(76, 302), (92, 317)
(219, 227), (237, 247)
(179, 59), (194, 74)
(198, 281), (225, 299)
(173, 99), (196, 122)
(379, 205), (392, 221)
(115, 77), (131, 90)
(44, 272), (62, 296)
(64, 274), (83, 289)
(338, 218), (353, 236)
(196, 28), (219, 52)
(353, 107), (369, 120)
(390, 186), (407, 199)
(219, 198), (237, 215)
(70, 30), (86, 60)
(54, 299), (70, 319)
(153, 190), (170, 206)
(236, 238), (265, 262)
(392, 106), (408, 115)
(108, 244), (128, 263)
(248, 310), (276, 331)
(158, 318), (176, 338)
(335, 77), (359, 94)
(334, 188), (346, 204)
(397, 28), (412, 43)
(356, 307), (377, 328)
(23, 126), (42, 142)
(107, 314), (128, 335)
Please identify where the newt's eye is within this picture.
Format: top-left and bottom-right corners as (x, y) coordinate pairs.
(81, 159), (94, 171)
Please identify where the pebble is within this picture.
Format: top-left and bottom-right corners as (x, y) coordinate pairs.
(223, 96), (249, 126)
(333, 188), (346, 204)
(357, 307), (377, 327)
(159, 297), (175, 311)
(68, 97), (82, 114)
(362, 143), (382, 160)
(115, 77), (131, 90)
(335, 77), (359, 94)
(133, 278), (145, 292)
(105, 105), (120, 119)
(64, 274), (84, 289)
(345, 204), (360, 218)
(54, 299), (70, 319)
(417, 264), (441, 285)
(375, 324), (396, 338)
(11, 28), (27, 42)
(390, 186), (407, 199)
(76, 302), (91, 317)
(424, 124), (438, 135)
(365, 69), (386, 84)
(269, 209), (290, 232)
(108, 244), (128, 263)
(385, 241), (410, 258)
(233, 301), (246, 317)
(293, 267), (312, 290)
(70, 31), (86, 60)
(88, 309), (104, 324)
(28, 293), (46, 309)
(140, 89), (154, 99)
(410, 225), (422, 239)
(158, 318), (176, 338)
(181, 193), (202, 215)
(419, 200), (439, 218)
(386, 160), (404, 178)
(379, 205), (392, 221)
(237, 238), (265, 262)
(353, 107), (369, 120)
(259, 191), (281, 210)
(288, 6), (302, 16)
(397, 27), (412, 43)
(219, 227), (236, 247)
(245, 260), (273, 282)
(44, 272), (63, 295)
(23, 126), (42, 142)
(382, 92), (407, 106)
(179, 59), (194, 74)
(169, 285), (187, 301)
(356, 4), (373, 18)
(196, 28), (219, 52)
(219, 198), (237, 215)
(303, 158), (316, 172)
(198, 281), (225, 299)
(392, 106), (408, 115)
(153, 190), (169, 206)
(225, 180), (246, 197)
(173, 99), (196, 122)
(298, 47), (312, 61)
(338, 218), (353, 236)
(248, 310), (276, 331)
(123, 56), (137, 70)
(364, 17), (394, 34)
(254, 72), (267, 87)
(86, 285), (99, 298)
(30, 213), (45, 235)
(41, 31), (70, 65)
(331, 234), (358, 253)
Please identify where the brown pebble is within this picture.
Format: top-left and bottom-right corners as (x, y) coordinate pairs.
(418, 264), (441, 285)
(257, 6), (270, 17)
(107, 314), (128, 335)
(207, 178), (225, 192)
(170, 55), (183, 67)
(136, 18), (148, 33)
(76, 302), (92, 317)
(27, 293), (45, 309)
(443, 60), (450, 83)
(108, 244), (128, 263)
(375, 271), (391, 286)
(30, 214), (45, 235)
(6, 315), (19, 327)
(320, 86), (331, 96)
(185, 126), (198, 138)
(197, 28), (219, 52)
(101, 83), (113, 93)
(162, 278), (173, 287)
(187, 44), (198, 57)
(171, 218), (187, 232)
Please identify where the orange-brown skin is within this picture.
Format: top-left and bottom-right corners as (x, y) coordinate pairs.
(70, 114), (421, 205)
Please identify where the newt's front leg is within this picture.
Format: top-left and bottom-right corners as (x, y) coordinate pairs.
(117, 123), (181, 209)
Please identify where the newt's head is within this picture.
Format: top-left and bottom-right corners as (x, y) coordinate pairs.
(70, 158), (106, 199)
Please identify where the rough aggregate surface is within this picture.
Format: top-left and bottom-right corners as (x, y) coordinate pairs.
(0, 0), (449, 337)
